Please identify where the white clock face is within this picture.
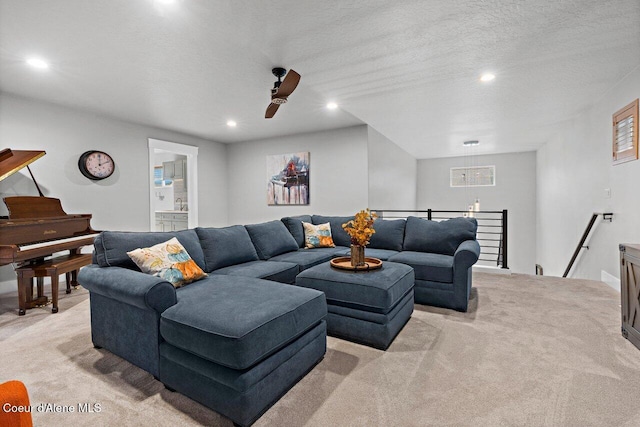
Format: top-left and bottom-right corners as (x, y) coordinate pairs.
(84, 152), (114, 179)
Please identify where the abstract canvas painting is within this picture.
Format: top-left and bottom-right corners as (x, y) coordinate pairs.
(267, 152), (310, 205)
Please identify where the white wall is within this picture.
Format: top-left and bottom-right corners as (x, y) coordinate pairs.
(367, 127), (417, 210)
(226, 125), (369, 224)
(417, 152), (537, 274)
(0, 93), (228, 292)
(537, 66), (640, 279)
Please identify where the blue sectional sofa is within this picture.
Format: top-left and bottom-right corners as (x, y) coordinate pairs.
(78, 214), (479, 426)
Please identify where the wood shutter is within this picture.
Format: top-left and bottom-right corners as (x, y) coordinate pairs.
(613, 99), (638, 165)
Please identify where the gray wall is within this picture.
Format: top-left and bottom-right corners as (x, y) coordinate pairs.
(537, 66), (640, 281)
(226, 125), (370, 224)
(417, 152), (537, 274)
(368, 127), (417, 210)
(0, 93), (228, 292)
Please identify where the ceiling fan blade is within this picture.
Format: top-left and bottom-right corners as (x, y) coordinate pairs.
(276, 69), (300, 97)
(265, 102), (280, 119)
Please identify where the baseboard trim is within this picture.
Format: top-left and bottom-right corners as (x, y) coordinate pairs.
(601, 270), (620, 292)
(473, 265), (511, 275)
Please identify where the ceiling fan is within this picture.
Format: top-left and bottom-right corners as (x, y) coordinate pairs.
(265, 67), (301, 119)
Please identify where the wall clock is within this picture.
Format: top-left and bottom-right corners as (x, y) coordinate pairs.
(78, 150), (115, 180)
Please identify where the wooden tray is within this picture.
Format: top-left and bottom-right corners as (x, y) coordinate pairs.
(330, 257), (383, 271)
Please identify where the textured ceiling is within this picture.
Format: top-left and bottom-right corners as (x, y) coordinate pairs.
(1, 0), (639, 158)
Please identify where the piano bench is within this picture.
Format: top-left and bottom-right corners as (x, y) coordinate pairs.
(15, 253), (92, 315)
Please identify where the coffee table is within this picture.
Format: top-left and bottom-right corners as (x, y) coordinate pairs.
(296, 261), (414, 349)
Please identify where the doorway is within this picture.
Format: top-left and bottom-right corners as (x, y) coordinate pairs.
(148, 139), (199, 231)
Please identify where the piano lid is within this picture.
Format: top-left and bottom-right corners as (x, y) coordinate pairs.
(0, 149), (46, 182)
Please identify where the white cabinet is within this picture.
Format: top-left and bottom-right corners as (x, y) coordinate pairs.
(155, 212), (188, 231)
(174, 159), (185, 179)
(171, 220), (188, 231)
(162, 161), (175, 179)
(162, 160), (186, 180)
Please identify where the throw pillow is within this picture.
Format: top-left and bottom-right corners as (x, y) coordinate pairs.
(302, 222), (336, 248)
(127, 237), (207, 288)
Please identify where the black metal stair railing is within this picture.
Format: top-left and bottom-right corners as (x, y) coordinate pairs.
(374, 209), (508, 269)
(562, 212), (613, 278)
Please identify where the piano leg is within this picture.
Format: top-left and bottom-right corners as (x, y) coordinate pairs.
(67, 248), (81, 293)
(51, 274), (59, 314)
(37, 277), (44, 299)
(26, 277), (33, 303)
(17, 273), (28, 316)
(16, 271), (42, 315)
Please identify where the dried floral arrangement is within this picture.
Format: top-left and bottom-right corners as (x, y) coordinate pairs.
(342, 209), (378, 246)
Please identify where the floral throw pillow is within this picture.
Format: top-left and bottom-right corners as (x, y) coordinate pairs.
(302, 222), (336, 249)
(127, 237), (207, 288)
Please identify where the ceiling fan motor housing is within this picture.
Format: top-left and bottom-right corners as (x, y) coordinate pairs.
(272, 67), (287, 89)
(272, 67), (287, 78)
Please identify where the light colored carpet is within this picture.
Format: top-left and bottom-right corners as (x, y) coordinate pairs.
(1, 272), (640, 426)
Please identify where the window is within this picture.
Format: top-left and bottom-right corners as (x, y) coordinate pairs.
(613, 99), (638, 165)
(450, 166), (495, 187)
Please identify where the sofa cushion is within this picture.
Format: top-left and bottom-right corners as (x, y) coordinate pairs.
(333, 247), (399, 261)
(302, 222), (335, 248)
(269, 248), (342, 271)
(160, 275), (327, 370)
(127, 237), (207, 287)
(311, 215), (353, 247)
(388, 251), (454, 283)
(195, 226), (259, 272)
(211, 260), (298, 284)
(94, 230), (206, 271)
(369, 219), (406, 251)
(281, 215), (312, 248)
(245, 221), (299, 260)
(403, 216), (477, 255)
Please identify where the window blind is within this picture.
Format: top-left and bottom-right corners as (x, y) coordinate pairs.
(613, 99), (639, 165)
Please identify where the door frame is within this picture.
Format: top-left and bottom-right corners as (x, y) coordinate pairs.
(148, 138), (199, 230)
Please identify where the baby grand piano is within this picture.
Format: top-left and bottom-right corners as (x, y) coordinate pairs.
(0, 148), (98, 314)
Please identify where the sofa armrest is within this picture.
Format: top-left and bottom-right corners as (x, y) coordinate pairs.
(78, 264), (177, 314)
(453, 240), (480, 269)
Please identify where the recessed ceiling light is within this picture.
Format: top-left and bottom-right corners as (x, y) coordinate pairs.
(227, 120), (237, 128)
(326, 102), (338, 110)
(480, 73), (495, 82)
(26, 57), (49, 69)
(463, 140), (479, 146)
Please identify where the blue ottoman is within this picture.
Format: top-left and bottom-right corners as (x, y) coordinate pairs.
(296, 261), (414, 349)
